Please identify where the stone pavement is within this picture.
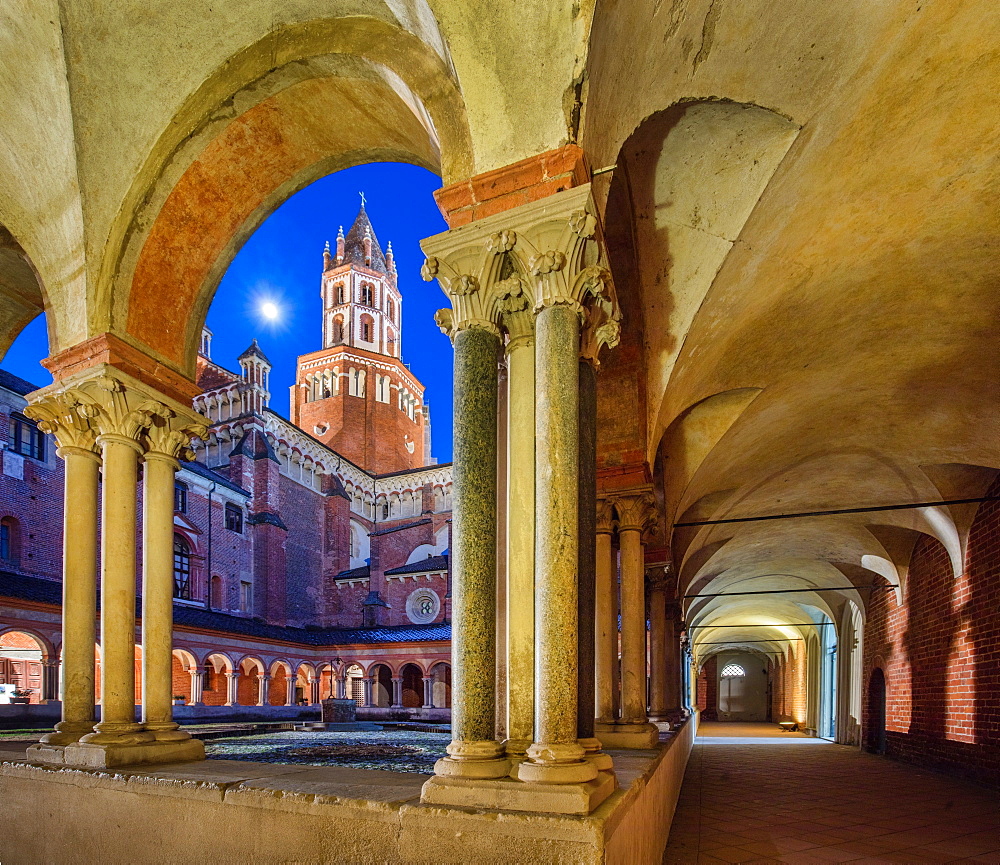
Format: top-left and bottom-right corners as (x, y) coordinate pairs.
(663, 723), (999, 864)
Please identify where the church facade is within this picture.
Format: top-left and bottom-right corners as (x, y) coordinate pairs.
(0, 205), (453, 718)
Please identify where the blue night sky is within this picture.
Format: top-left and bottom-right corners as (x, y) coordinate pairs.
(1, 162), (455, 463)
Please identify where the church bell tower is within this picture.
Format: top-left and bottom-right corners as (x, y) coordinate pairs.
(290, 198), (431, 473)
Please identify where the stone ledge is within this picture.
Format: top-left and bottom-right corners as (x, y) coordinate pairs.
(0, 717), (695, 863)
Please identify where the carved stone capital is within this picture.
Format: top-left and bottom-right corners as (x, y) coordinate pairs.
(26, 365), (208, 460)
(420, 183), (620, 357)
(613, 490), (657, 534)
(596, 497), (616, 534)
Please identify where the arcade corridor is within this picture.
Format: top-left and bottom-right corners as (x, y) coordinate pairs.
(663, 724), (1000, 864)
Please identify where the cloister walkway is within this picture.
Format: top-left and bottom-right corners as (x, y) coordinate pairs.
(663, 723), (999, 864)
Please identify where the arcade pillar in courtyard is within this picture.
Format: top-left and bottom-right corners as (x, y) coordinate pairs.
(23, 363), (208, 768)
(418, 174), (622, 816)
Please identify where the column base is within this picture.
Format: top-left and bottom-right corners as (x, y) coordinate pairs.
(432, 755), (511, 780)
(38, 720), (95, 746)
(144, 723), (192, 742)
(26, 737), (205, 769)
(421, 770), (616, 816)
(578, 736), (614, 772)
(595, 722), (659, 749)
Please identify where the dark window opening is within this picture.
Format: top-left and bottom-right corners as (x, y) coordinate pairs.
(173, 536), (192, 600)
(225, 503), (243, 534)
(174, 481), (188, 514)
(11, 414), (45, 461)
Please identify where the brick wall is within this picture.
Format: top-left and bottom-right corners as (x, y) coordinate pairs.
(863, 478), (1000, 784)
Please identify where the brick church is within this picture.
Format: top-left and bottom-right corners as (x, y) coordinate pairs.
(0, 203), (453, 719)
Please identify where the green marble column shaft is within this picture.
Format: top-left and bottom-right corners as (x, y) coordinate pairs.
(450, 325), (501, 745)
(533, 304), (581, 748)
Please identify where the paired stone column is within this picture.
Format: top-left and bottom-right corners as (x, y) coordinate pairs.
(601, 492), (659, 748)
(391, 676), (403, 708)
(285, 675), (297, 706)
(23, 392), (101, 746)
(335, 673), (347, 700)
(189, 669), (205, 706)
(257, 675), (271, 707)
(362, 677), (372, 708)
(225, 671), (240, 707)
(420, 184), (622, 814)
(594, 499), (617, 727)
(647, 567), (668, 721)
(27, 368), (207, 767)
(422, 676), (434, 708)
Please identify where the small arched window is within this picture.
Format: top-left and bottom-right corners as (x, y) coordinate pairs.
(331, 314), (344, 344)
(360, 282), (374, 306)
(335, 283), (345, 304)
(386, 297), (395, 323)
(173, 536), (192, 600)
(721, 663), (746, 678)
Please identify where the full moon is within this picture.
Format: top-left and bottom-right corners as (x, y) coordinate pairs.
(260, 301), (279, 321)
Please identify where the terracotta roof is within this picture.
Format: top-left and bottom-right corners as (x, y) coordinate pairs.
(384, 555), (449, 576)
(181, 461), (249, 497)
(334, 565), (370, 580)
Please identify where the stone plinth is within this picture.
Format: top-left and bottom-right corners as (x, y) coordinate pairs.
(321, 698), (358, 724)
(26, 737), (205, 769)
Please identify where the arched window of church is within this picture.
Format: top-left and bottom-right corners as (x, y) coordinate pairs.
(174, 481), (188, 514)
(386, 296), (395, 323)
(721, 663), (746, 678)
(387, 334), (396, 357)
(360, 314), (373, 342)
(360, 282), (373, 306)
(332, 315), (344, 344)
(336, 283), (345, 304)
(357, 369), (366, 397)
(348, 367), (357, 396)
(173, 536), (192, 600)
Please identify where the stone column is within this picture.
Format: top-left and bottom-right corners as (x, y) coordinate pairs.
(141, 410), (204, 743)
(335, 674), (347, 700)
(423, 676), (434, 708)
(41, 659), (60, 703)
(225, 671), (239, 707)
(83, 430), (153, 745)
(285, 673), (297, 706)
(363, 677), (373, 708)
(519, 302), (595, 785)
(309, 676), (320, 705)
(189, 669), (204, 706)
(647, 567), (668, 721)
(603, 492), (658, 748)
(257, 675), (270, 707)
(391, 676), (403, 708)
(664, 600), (686, 722)
(24, 395), (101, 747)
(503, 302), (535, 757)
(576, 359), (597, 747)
(594, 499), (617, 729)
(432, 324), (508, 780)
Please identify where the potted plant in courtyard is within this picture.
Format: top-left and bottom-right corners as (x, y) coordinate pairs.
(172, 695), (186, 706)
(10, 688), (32, 705)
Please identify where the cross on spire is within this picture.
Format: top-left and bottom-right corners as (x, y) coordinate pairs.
(359, 190), (366, 207)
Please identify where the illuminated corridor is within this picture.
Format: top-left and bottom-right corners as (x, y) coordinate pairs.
(663, 723), (1000, 863)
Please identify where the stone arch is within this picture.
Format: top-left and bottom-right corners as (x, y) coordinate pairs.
(370, 663), (393, 708)
(0, 224), (51, 360)
(201, 652), (234, 707)
(171, 648), (198, 704)
(268, 659), (293, 706)
(105, 15), (473, 377)
(430, 661), (451, 709)
(400, 662), (423, 708)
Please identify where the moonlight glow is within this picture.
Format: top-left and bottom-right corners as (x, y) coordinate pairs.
(260, 301), (280, 321)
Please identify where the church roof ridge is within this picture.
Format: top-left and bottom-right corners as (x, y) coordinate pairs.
(238, 337), (271, 365)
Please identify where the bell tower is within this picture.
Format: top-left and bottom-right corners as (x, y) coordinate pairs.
(290, 198), (430, 473)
